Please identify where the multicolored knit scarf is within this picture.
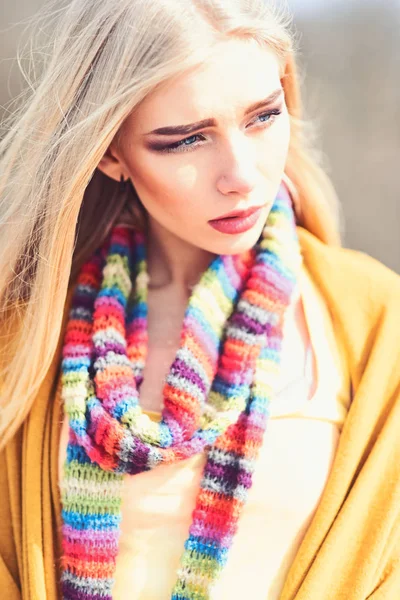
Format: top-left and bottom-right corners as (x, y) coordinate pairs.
(59, 181), (302, 599)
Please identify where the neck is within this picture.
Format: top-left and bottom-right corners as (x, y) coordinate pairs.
(145, 216), (216, 293)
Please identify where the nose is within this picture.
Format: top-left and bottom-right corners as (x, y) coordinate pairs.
(215, 135), (258, 196)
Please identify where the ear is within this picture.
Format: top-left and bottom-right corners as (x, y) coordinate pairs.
(97, 143), (130, 182)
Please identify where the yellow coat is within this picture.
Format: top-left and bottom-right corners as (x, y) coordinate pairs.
(1, 227), (400, 599)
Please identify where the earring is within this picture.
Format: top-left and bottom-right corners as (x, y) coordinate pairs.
(120, 174), (127, 193)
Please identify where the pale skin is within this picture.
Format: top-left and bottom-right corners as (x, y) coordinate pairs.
(59, 38), (341, 598)
(99, 38), (291, 271)
(97, 38), (293, 412)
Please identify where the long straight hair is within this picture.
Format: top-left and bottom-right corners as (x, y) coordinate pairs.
(0, 0), (342, 449)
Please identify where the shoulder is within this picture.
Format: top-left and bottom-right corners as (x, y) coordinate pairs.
(298, 226), (400, 380)
(297, 226), (400, 316)
(297, 227), (400, 408)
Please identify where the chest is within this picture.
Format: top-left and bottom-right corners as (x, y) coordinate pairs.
(57, 287), (334, 598)
(112, 418), (340, 600)
(137, 295), (187, 413)
(57, 373), (338, 599)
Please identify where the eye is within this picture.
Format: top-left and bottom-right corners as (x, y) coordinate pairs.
(250, 108), (282, 128)
(168, 134), (201, 148)
(162, 134), (205, 153)
(150, 108), (282, 153)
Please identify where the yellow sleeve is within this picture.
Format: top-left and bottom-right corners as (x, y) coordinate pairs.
(0, 449), (21, 599)
(366, 518), (400, 599)
(0, 558), (20, 600)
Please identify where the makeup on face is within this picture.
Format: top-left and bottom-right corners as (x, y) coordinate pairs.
(143, 90), (284, 155)
(136, 91), (284, 239)
(208, 205), (265, 234)
(115, 39), (290, 257)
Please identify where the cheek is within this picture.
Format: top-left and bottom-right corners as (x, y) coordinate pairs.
(169, 164), (201, 203)
(127, 152), (203, 220)
(282, 112), (291, 151)
(280, 113), (291, 155)
(153, 163), (202, 215)
(262, 114), (291, 171)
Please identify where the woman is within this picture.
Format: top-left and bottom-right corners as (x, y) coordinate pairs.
(0, 1), (399, 598)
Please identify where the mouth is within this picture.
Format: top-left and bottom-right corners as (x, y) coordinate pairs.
(208, 205), (265, 235)
(210, 205), (264, 221)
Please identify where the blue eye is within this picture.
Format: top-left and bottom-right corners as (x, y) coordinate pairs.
(257, 112), (273, 123)
(253, 108), (282, 125)
(155, 107), (282, 154)
(183, 135), (198, 145)
(171, 135), (202, 150)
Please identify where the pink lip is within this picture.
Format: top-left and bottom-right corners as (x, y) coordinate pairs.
(211, 206), (263, 220)
(208, 206), (264, 235)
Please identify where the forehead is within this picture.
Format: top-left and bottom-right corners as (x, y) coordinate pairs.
(129, 38), (282, 131)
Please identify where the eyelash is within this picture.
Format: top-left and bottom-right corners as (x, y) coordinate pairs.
(155, 108), (282, 154)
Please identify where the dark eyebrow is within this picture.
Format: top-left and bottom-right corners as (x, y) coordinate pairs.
(144, 88), (283, 137)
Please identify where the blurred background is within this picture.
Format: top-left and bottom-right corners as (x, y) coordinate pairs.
(1, 0), (399, 272)
(289, 0), (399, 273)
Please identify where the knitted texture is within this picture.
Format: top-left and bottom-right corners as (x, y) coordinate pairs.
(59, 182), (302, 599)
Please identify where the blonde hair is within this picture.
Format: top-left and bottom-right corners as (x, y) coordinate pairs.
(0, 0), (342, 448)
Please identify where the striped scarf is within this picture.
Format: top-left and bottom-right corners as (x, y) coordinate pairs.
(59, 181), (302, 599)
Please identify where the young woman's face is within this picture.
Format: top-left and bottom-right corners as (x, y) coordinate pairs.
(115, 38), (290, 255)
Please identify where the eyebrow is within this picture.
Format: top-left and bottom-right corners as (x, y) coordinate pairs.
(144, 88), (283, 137)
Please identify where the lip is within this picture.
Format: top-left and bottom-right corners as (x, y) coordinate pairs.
(210, 205), (263, 221)
(208, 205), (264, 235)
